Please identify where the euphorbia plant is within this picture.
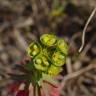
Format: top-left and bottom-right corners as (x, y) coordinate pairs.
(8, 34), (69, 96)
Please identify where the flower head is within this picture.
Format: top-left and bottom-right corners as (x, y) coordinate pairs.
(27, 34), (69, 76)
(8, 34), (69, 96)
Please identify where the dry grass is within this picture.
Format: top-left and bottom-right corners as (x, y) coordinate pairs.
(0, 0), (96, 96)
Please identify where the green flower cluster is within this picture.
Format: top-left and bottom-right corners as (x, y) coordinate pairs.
(27, 34), (69, 76)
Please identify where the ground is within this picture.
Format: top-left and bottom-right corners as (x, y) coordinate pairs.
(0, 0), (96, 96)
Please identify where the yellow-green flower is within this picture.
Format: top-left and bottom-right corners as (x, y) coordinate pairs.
(57, 39), (69, 55)
(50, 6), (64, 17)
(52, 51), (66, 67)
(40, 34), (57, 47)
(26, 34), (69, 76)
(27, 42), (40, 58)
(48, 65), (62, 76)
(33, 54), (49, 71)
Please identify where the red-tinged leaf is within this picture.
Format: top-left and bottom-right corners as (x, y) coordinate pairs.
(16, 90), (29, 96)
(8, 83), (20, 93)
(50, 88), (60, 96)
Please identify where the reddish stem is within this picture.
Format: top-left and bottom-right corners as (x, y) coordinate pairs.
(43, 80), (58, 88)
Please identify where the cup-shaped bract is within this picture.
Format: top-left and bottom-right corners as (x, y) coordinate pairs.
(33, 54), (49, 71)
(27, 42), (40, 58)
(40, 34), (57, 47)
(52, 51), (66, 67)
(57, 39), (69, 55)
(48, 65), (62, 76)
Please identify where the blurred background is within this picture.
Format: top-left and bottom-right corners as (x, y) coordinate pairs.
(0, 0), (96, 96)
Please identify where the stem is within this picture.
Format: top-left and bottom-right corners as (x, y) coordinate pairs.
(33, 84), (40, 96)
(79, 7), (96, 53)
(33, 84), (36, 96)
(37, 86), (42, 96)
(35, 85), (38, 96)
(43, 80), (58, 88)
(42, 84), (49, 96)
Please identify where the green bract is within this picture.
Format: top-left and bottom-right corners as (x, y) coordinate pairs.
(52, 51), (66, 67)
(57, 39), (69, 55)
(48, 65), (62, 76)
(27, 34), (69, 76)
(40, 34), (57, 47)
(33, 54), (49, 71)
(27, 42), (40, 58)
